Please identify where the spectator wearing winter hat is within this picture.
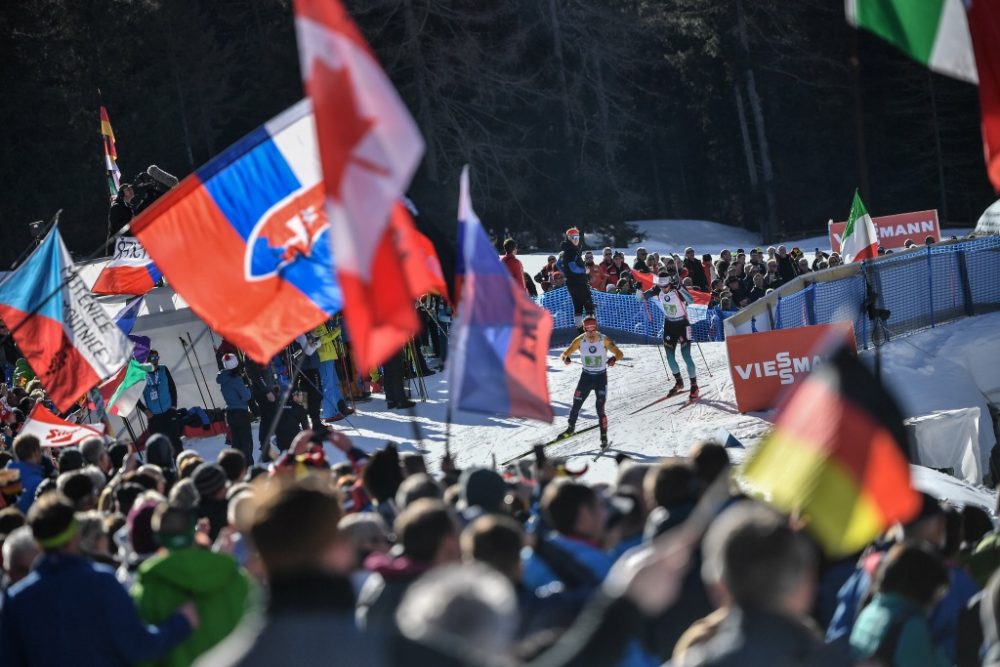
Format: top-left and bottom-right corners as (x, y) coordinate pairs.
(133, 504), (252, 667)
(118, 498), (162, 588)
(195, 476), (381, 667)
(357, 498), (461, 632)
(193, 463), (229, 542)
(7, 434), (45, 514)
(146, 433), (177, 478)
(459, 467), (507, 521)
(557, 227), (594, 331)
(217, 353), (255, 466)
(0, 493), (199, 666)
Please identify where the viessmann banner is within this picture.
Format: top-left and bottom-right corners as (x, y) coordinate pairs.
(828, 209), (940, 253)
(726, 322), (856, 413)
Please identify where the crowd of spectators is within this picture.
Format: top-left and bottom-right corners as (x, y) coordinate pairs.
(1, 423), (1000, 666)
(523, 242), (846, 312)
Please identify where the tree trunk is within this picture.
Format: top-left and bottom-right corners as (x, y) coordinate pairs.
(734, 83), (758, 188)
(546, 0), (573, 142)
(401, 0), (438, 181)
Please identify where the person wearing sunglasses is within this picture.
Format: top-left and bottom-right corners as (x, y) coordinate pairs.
(556, 227), (594, 332)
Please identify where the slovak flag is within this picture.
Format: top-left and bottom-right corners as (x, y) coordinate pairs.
(0, 227), (133, 411)
(131, 99), (342, 363)
(447, 167), (554, 422)
(294, 0), (426, 370)
(18, 402), (106, 448)
(91, 237), (163, 296)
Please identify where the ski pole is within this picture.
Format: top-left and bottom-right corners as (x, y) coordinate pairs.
(178, 336), (209, 408)
(693, 339), (714, 378)
(185, 330), (219, 411)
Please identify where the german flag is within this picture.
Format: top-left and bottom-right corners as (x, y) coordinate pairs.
(100, 105), (121, 196)
(741, 345), (921, 556)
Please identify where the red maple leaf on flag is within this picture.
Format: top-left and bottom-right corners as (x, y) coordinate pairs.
(309, 60), (389, 200)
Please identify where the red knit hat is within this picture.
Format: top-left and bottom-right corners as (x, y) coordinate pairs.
(566, 227), (580, 238)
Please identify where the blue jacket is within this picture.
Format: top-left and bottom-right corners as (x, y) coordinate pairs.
(0, 553), (192, 666)
(7, 460), (44, 514)
(557, 240), (589, 286)
(216, 370), (251, 410)
(143, 366), (175, 415)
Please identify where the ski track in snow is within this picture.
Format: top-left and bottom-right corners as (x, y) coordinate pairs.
(184, 313), (999, 512)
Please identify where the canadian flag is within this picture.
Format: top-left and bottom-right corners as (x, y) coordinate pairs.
(293, 0), (426, 370)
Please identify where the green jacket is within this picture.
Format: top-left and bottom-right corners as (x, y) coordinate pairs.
(132, 548), (254, 667)
(13, 358), (34, 388)
(849, 592), (947, 667)
(964, 529), (1000, 588)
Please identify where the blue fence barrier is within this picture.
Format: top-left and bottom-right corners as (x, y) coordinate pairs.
(536, 287), (736, 346)
(769, 236), (1000, 349)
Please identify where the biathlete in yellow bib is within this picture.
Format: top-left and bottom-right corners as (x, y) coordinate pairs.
(558, 314), (624, 447)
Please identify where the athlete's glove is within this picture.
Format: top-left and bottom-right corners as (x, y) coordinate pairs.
(607, 357), (616, 367)
(563, 356), (572, 366)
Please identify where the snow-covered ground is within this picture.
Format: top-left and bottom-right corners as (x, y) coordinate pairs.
(184, 309), (1000, 513)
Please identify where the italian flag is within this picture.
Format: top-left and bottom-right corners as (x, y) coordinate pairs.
(846, 0), (977, 83)
(98, 359), (152, 417)
(842, 191), (879, 263)
(846, 0), (1000, 192)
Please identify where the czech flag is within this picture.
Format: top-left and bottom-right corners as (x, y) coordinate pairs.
(131, 99), (342, 363)
(294, 0), (425, 370)
(447, 166), (554, 422)
(91, 237), (163, 296)
(19, 402), (106, 448)
(741, 344), (921, 556)
(0, 227), (133, 411)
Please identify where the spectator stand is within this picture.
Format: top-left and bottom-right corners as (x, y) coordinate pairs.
(724, 236), (1000, 351)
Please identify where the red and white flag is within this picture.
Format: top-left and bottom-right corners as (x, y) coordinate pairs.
(20, 403), (106, 448)
(293, 0), (425, 370)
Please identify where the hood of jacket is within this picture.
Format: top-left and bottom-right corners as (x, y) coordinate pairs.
(138, 547), (242, 595)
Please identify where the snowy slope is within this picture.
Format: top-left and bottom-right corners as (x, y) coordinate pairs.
(184, 311), (999, 512)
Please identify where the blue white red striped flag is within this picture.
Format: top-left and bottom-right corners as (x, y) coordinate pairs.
(447, 166), (553, 422)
